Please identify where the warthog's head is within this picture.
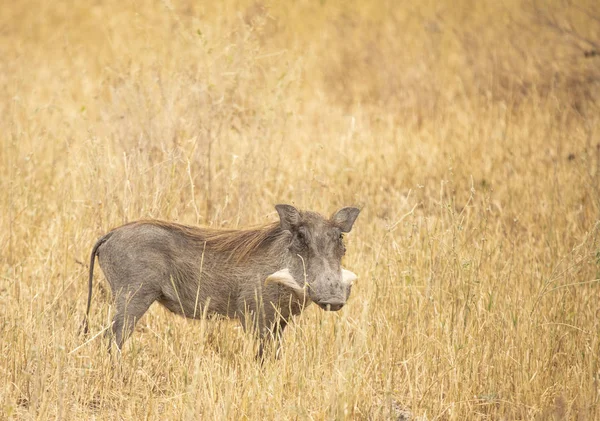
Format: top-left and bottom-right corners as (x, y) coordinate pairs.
(266, 204), (360, 311)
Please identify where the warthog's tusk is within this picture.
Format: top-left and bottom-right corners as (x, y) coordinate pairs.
(341, 268), (357, 286)
(265, 268), (299, 291)
(265, 268), (310, 301)
(266, 267), (358, 295)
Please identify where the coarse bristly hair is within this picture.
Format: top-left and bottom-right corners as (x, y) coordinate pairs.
(124, 220), (287, 262)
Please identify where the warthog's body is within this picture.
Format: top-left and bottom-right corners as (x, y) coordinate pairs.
(84, 205), (360, 352)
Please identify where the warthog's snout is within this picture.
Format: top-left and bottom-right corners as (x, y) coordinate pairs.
(307, 274), (347, 309)
(265, 268), (357, 312)
(315, 300), (345, 311)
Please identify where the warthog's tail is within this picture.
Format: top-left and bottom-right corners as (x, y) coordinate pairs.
(80, 233), (113, 336)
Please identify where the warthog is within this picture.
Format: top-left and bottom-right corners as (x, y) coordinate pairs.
(83, 204), (360, 353)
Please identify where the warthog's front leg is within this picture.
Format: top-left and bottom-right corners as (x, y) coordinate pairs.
(257, 317), (289, 360)
(237, 299), (288, 360)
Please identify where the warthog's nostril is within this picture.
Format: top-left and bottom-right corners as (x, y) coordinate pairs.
(316, 301), (345, 311)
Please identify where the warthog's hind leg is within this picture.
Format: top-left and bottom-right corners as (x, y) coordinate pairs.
(111, 286), (160, 349)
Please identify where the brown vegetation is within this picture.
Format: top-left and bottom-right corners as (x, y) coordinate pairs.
(1, 0), (599, 419)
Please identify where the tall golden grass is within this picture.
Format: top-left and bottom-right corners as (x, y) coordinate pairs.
(1, 0), (599, 419)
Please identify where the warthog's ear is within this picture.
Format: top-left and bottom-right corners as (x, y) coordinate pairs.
(275, 204), (301, 232)
(332, 207), (361, 232)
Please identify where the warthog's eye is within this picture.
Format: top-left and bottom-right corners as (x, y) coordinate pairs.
(337, 232), (346, 254)
(296, 230), (307, 246)
(338, 232), (345, 246)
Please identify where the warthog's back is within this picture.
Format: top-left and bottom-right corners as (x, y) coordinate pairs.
(96, 221), (290, 320)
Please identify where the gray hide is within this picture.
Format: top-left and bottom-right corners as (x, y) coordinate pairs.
(83, 204), (360, 353)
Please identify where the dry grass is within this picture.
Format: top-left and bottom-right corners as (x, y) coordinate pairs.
(1, 0), (600, 419)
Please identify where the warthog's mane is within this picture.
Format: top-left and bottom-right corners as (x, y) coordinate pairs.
(126, 220), (286, 261)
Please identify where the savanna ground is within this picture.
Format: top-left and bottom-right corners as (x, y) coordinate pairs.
(1, 0), (600, 419)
